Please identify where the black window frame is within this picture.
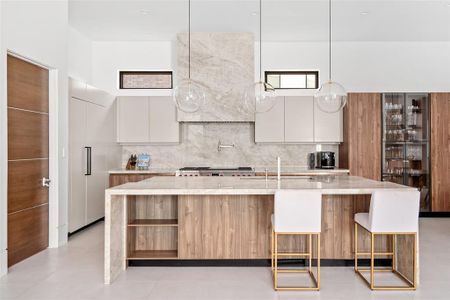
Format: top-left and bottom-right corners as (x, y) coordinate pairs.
(119, 71), (173, 90)
(265, 71), (319, 90)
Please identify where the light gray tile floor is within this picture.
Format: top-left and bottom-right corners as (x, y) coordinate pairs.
(1, 218), (449, 300)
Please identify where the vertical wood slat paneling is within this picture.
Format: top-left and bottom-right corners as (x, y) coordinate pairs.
(431, 93), (450, 212)
(339, 93), (382, 180)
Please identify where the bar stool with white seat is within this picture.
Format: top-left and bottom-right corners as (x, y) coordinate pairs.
(354, 190), (420, 290)
(271, 190), (322, 291)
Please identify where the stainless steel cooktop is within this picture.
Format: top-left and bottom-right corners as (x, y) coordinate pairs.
(176, 167), (255, 177)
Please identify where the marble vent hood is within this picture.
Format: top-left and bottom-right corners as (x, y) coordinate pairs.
(176, 32), (255, 122)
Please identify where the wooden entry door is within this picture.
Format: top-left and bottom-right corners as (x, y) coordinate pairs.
(7, 55), (49, 267)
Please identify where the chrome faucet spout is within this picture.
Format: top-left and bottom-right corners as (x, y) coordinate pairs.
(218, 140), (235, 152)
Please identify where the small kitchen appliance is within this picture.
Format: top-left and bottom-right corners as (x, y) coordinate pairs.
(315, 152), (335, 169)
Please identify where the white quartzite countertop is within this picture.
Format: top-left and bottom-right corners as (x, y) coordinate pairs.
(108, 168), (349, 176)
(106, 175), (414, 196)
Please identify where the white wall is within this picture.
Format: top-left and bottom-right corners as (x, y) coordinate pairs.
(91, 39), (450, 97)
(68, 26), (92, 84)
(262, 41), (450, 93)
(0, 0), (69, 276)
(92, 41), (173, 96)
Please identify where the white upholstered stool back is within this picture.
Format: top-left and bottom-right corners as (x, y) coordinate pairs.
(273, 190), (322, 233)
(369, 190), (420, 233)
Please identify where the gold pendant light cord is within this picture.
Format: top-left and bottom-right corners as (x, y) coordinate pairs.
(329, 0), (332, 82)
(259, 0), (262, 82)
(188, 0), (191, 80)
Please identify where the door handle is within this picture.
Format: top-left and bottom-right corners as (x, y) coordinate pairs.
(42, 177), (51, 187)
(85, 146), (92, 176)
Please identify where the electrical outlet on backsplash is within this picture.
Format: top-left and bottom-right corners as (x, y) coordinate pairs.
(121, 123), (339, 169)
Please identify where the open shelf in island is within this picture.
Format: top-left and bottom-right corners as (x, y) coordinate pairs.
(127, 250), (178, 260)
(128, 219), (178, 227)
(126, 195), (179, 262)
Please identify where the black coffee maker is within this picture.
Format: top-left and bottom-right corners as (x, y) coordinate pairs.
(315, 151), (335, 169)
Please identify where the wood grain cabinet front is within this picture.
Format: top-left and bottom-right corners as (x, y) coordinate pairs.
(339, 93), (382, 180)
(431, 93), (450, 212)
(109, 174), (155, 187)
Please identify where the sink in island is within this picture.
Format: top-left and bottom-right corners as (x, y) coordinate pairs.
(104, 175), (417, 285)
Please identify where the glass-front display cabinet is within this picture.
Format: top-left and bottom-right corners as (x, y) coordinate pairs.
(382, 93), (430, 211)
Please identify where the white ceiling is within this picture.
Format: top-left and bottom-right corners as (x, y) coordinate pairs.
(69, 0), (450, 42)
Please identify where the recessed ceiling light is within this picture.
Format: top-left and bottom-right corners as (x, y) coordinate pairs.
(360, 11), (370, 16)
(140, 9), (151, 15)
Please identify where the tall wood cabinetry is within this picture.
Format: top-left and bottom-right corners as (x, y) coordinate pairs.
(69, 78), (121, 233)
(339, 93), (382, 180)
(431, 93), (450, 212)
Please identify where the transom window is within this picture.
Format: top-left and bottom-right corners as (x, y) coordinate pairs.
(265, 71), (319, 90)
(119, 71), (173, 89)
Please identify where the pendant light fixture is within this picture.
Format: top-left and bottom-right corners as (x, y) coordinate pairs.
(173, 0), (205, 113)
(243, 0), (276, 113)
(314, 0), (347, 113)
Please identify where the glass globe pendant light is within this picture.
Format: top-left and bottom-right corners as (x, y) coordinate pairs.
(314, 0), (347, 113)
(173, 0), (205, 113)
(243, 0), (277, 113)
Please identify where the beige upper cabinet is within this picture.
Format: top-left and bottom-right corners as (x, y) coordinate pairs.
(117, 96), (150, 143)
(313, 100), (343, 143)
(117, 96), (180, 144)
(255, 96), (342, 143)
(255, 97), (285, 143)
(285, 97), (314, 142)
(149, 97), (180, 143)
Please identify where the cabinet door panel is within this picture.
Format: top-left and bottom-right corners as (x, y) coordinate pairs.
(69, 78), (86, 100)
(69, 98), (87, 233)
(149, 97), (180, 143)
(86, 103), (109, 223)
(431, 93), (450, 212)
(117, 97), (149, 143)
(255, 97), (285, 143)
(314, 100), (343, 143)
(339, 93), (381, 180)
(285, 96), (314, 142)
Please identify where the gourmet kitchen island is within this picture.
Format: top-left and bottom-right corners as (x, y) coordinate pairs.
(104, 175), (417, 285)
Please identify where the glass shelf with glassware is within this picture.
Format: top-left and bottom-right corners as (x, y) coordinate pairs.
(382, 93), (430, 212)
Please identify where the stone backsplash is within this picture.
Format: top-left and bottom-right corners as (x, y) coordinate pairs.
(121, 122), (338, 169)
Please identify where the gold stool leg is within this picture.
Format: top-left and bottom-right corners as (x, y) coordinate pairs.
(392, 233), (396, 271)
(274, 232), (278, 290)
(317, 233), (321, 290)
(308, 234), (312, 273)
(271, 230), (274, 273)
(271, 232), (320, 291)
(370, 233), (375, 290)
(354, 222), (358, 272)
(413, 233), (417, 289)
(355, 231), (417, 291)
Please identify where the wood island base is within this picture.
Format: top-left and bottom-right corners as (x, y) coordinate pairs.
(105, 194), (416, 285)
